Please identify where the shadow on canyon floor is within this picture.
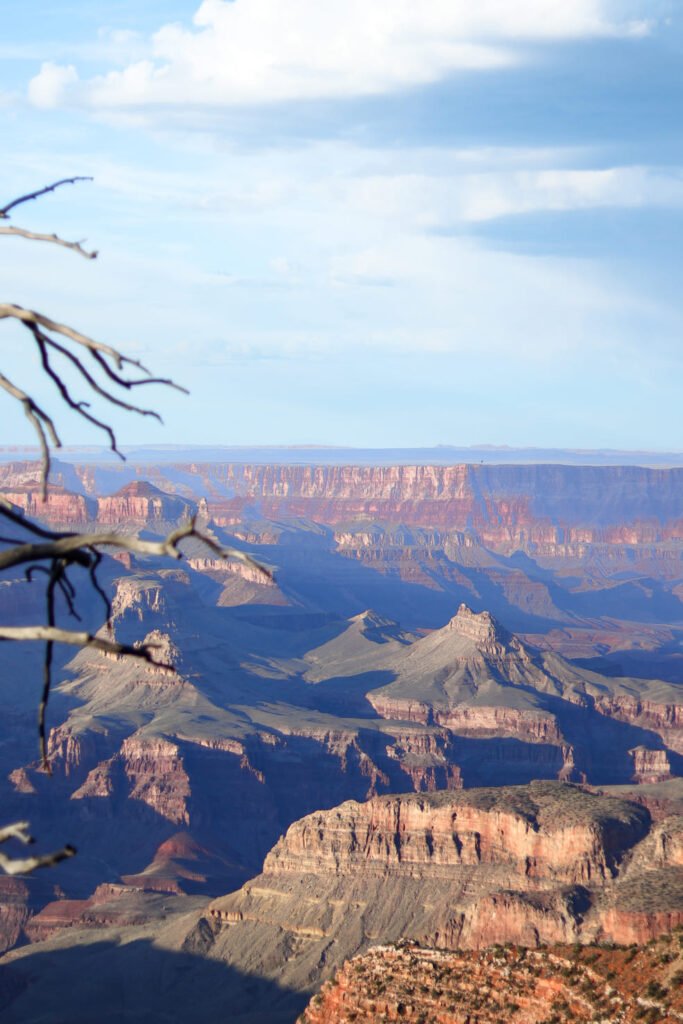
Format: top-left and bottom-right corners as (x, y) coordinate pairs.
(573, 647), (683, 683)
(0, 936), (308, 1024)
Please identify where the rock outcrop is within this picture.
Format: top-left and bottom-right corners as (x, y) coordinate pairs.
(299, 937), (683, 1024)
(194, 783), (683, 1005)
(0, 880), (30, 954)
(3, 460), (682, 554)
(0, 485), (95, 525)
(365, 605), (683, 786)
(24, 883), (153, 943)
(96, 480), (196, 525)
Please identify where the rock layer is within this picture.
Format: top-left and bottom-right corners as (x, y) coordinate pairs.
(194, 783), (683, 1007)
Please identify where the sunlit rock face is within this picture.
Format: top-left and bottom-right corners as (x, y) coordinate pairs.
(299, 937), (683, 1024)
(96, 481), (196, 526)
(1, 460), (682, 546)
(193, 782), (683, 1008)
(0, 485), (95, 525)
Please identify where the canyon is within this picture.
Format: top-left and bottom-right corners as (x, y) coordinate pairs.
(1, 457), (682, 665)
(0, 453), (682, 1020)
(3, 781), (683, 1022)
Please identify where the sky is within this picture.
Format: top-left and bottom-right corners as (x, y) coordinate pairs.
(1, 0), (682, 450)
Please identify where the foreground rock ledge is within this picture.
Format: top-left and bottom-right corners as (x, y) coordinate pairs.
(298, 936), (683, 1023)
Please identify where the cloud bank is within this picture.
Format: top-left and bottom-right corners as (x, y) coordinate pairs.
(28, 0), (652, 110)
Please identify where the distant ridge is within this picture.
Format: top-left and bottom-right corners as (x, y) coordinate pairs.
(1, 444), (682, 467)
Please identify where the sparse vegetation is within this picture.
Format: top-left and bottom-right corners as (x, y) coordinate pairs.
(299, 930), (683, 1023)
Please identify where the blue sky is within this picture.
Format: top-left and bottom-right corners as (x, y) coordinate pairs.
(1, 0), (682, 450)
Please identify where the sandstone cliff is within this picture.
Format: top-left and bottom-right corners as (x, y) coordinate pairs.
(0, 485), (95, 525)
(96, 481), (196, 525)
(2, 458), (680, 664)
(3, 459), (682, 551)
(194, 782), (683, 1006)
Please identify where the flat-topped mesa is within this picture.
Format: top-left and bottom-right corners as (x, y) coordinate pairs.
(0, 484), (96, 525)
(96, 481), (197, 526)
(260, 782), (649, 884)
(203, 783), (683, 972)
(446, 604), (512, 651)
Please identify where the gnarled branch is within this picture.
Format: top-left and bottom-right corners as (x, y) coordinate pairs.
(0, 177), (93, 219)
(0, 821), (75, 876)
(0, 625), (170, 661)
(0, 304), (188, 494)
(0, 226), (97, 260)
(0, 517), (269, 576)
(0, 304), (177, 377)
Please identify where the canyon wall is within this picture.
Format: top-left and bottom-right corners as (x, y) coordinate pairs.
(193, 782), (683, 1007)
(1, 461), (681, 550)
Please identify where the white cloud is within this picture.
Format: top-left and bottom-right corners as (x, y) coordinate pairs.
(29, 141), (681, 226)
(27, 62), (79, 109)
(3, 137), (680, 375)
(338, 165), (683, 226)
(27, 0), (653, 111)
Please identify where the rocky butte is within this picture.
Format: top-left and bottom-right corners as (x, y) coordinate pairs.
(184, 781), (683, 1017)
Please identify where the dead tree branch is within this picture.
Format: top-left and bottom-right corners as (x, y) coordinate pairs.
(0, 177), (93, 219)
(0, 370), (61, 487)
(0, 226), (97, 259)
(0, 304), (188, 495)
(0, 517), (267, 575)
(0, 821), (75, 876)
(0, 625), (170, 660)
(0, 177), (262, 842)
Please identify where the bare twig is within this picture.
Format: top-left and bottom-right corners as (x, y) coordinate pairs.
(0, 177), (93, 219)
(0, 822), (34, 844)
(0, 624), (171, 663)
(87, 547), (112, 620)
(38, 564), (59, 769)
(38, 333), (165, 421)
(0, 821), (76, 876)
(0, 371), (60, 494)
(0, 496), (71, 540)
(0, 518), (269, 577)
(0, 226), (97, 259)
(0, 304), (186, 384)
(33, 328), (127, 461)
(0, 305), (187, 492)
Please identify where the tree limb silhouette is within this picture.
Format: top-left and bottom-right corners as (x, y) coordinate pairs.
(0, 178), (265, 800)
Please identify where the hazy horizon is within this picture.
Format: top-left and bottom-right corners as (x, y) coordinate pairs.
(1, 441), (683, 468)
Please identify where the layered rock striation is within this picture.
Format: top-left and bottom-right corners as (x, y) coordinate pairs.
(2, 460), (682, 549)
(195, 782), (683, 1006)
